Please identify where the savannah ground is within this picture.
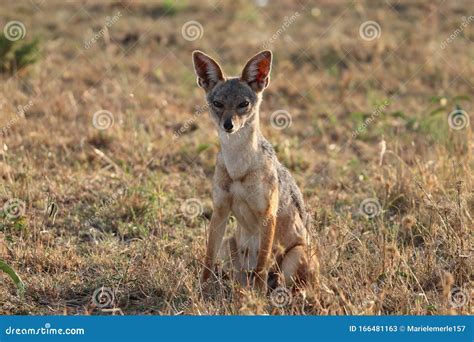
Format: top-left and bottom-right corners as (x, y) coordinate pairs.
(0, 0), (472, 315)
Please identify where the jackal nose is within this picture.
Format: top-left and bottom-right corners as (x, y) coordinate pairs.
(223, 118), (233, 132)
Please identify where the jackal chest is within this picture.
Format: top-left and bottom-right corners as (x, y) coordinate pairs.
(229, 178), (267, 232)
(222, 152), (253, 180)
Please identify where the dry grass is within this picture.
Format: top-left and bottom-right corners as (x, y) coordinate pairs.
(0, 0), (472, 315)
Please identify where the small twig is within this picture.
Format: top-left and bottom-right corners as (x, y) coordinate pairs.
(93, 148), (124, 175)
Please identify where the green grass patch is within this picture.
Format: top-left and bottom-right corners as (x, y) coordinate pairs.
(0, 259), (25, 297)
(0, 34), (40, 74)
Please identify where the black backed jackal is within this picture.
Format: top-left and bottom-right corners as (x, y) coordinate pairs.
(192, 50), (318, 291)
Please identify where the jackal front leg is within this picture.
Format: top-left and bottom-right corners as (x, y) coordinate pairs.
(254, 188), (278, 291)
(201, 205), (230, 284)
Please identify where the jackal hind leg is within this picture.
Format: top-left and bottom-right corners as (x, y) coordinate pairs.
(280, 245), (318, 288)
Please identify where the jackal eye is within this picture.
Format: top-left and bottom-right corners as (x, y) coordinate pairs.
(212, 101), (224, 108)
(238, 101), (250, 108)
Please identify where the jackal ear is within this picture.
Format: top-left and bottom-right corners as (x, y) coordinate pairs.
(192, 50), (224, 92)
(241, 50), (272, 92)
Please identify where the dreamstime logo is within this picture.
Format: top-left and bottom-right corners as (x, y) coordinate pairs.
(92, 287), (115, 308)
(85, 185), (127, 228)
(262, 11), (300, 49)
(84, 11), (122, 49)
(181, 21), (204, 41)
(359, 198), (381, 218)
(180, 198), (203, 218)
(3, 21), (26, 41)
(92, 110), (114, 130)
(352, 98), (391, 138)
(30, 0), (46, 10)
(270, 110), (292, 129)
(359, 21), (381, 41)
(440, 16), (474, 49)
(448, 109), (470, 130)
(3, 198), (26, 219)
(0, 100), (34, 137)
(173, 103), (209, 140)
(270, 286), (292, 308)
(448, 287), (469, 308)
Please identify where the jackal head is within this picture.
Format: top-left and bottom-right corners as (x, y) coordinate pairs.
(192, 50), (272, 134)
